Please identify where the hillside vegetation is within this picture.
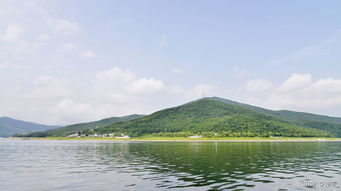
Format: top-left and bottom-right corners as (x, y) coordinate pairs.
(208, 97), (341, 137)
(17, 97), (341, 138)
(93, 98), (336, 137)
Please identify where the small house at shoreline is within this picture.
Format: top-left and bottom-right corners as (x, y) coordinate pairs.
(115, 134), (130, 139)
(188, 135), (202, 138)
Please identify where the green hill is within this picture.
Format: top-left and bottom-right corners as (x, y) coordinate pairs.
(0, 117), (58, 137)
(93, 98), (337, 137)
(207, 97), (341, 137)
(17, 97), (341, 138)
(209, 97), (341, 124)
(18, 114), (144, 137)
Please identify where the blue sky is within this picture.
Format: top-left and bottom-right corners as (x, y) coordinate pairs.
(1, 0), (341, 125)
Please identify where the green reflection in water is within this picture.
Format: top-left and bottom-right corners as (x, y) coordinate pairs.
(96, 142), (341, 190)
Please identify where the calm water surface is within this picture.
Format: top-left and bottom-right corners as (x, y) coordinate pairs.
(0, 139), (341, 191)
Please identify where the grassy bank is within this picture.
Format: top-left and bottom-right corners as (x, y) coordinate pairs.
(9, 137), (341, 142)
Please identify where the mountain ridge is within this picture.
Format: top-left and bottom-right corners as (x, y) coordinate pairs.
(15, 97), (341, 138)
(206, 97), (341, 124)
(92, 97), (337, 137)
(0, 116), (59, 137)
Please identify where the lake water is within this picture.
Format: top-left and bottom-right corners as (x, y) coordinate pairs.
(0, 140), (340, 191)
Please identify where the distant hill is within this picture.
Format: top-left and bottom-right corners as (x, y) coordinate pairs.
(20, 114), (145, 137)
(0, 117), (58, 137)
(94, 98), (339, 137)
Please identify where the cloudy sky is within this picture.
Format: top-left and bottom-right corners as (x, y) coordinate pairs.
(1, 0), (341, 125)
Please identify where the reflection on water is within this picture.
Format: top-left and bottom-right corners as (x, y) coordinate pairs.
(0, 140), (340, 191)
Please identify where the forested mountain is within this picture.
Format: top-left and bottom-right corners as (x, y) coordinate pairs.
(209, 97), (341, 124)
(207, 97), (341, 137)
(17, 97), (341, 138)
(93, 98), (340, 137)
(0, 117), (58, 137)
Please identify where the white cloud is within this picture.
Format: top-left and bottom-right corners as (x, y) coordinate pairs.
(49, 99), (96, 124)
(24, 75), (76, 99)
(244, 73), (341, 110)
(95, 67), (164, 95)
(62, 44), (96, 60)
(245, 80), (273, 92)
(132, 78), (165, 94)
(96, 67), (135, 82)
(172, 68), (184, 75)
(313, 78), (341, 92)
(15, 76), (82, 124)
(3, 66), (217, 125)
(40, 67), (168, 124)
(3, 24), (22, 42)
(1, 24), (30, 51)
(279, 73), (312, 91)
(80, 50), (96, 59)
(47, 19), (80, 35)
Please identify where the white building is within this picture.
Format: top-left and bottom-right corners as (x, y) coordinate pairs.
(188, 135), (202, 138)
(115, 134), (130, 139)
(67, 133), (79, 138)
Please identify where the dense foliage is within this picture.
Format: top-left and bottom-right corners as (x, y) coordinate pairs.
(16, 97), (341, 138)
(94, 99), (333, 137)
(206, 97), (341, 136)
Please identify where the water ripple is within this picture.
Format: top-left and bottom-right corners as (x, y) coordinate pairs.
(0, 140), (341, 190)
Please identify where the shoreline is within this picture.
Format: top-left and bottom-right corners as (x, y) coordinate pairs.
(6, 137), (341, 142)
